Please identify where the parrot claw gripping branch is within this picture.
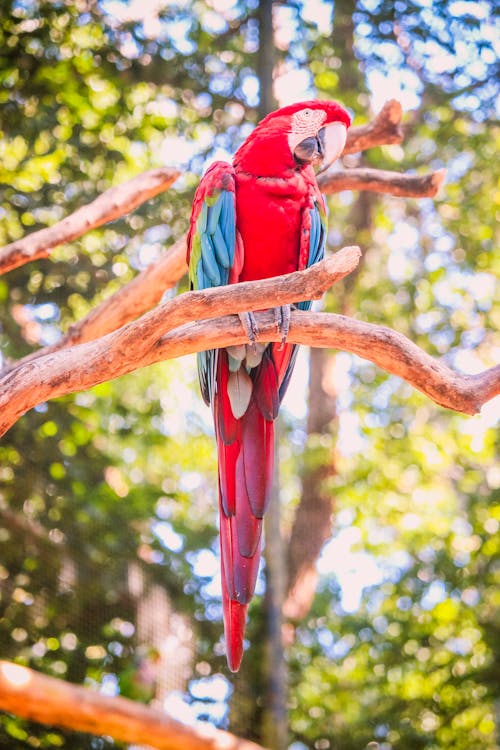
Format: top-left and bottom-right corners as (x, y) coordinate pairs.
(187, 101), (351, 671)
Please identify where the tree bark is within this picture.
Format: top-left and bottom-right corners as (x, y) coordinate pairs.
(263, 427), (288, 750)
(319, 167), (446, 198)
(0, 660), (267, 750)
(1, 263), (498, 438)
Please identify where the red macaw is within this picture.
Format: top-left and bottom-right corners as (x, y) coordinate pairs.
(187, 100), (351, 671)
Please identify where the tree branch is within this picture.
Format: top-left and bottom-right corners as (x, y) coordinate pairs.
(0, 660), (267, 750)
(1, 248), (498, 437)
(0, 248), (360, 434)
(1, 236), (188, 375)
(344, 99), (404, 154)
(319, 167), (446, 197)
(0, 168), (180, 275)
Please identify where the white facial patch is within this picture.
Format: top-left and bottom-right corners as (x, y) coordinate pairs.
(288, 108), (327, 152)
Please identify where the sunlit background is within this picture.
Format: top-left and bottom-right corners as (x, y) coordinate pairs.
(0, 0), (498, 747)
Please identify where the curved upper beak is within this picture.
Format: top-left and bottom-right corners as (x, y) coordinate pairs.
(316, 121), (347, 174)
(293, 121), (347, 173)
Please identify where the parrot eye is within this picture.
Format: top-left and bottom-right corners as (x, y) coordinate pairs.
(303, 108), (312, 116)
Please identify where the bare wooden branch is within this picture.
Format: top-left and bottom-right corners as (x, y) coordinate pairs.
(285, 313), (500, 415)
(1, 236), (188, 375)
(151, 314), (499, 416)
(62, 235), (187, 345)
(0, 168), (180, 275)
(319, 167), (447, 198)
(0, 247), (361, 435)
(0, 660), (267, 750)
(1, 248), (498, 437)
(344, 99), (404, 154)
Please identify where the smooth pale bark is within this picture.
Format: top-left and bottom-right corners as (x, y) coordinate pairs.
(1, 246), (498, 438)
(319, 167), (446, 197)
(0, 661), (267, 750)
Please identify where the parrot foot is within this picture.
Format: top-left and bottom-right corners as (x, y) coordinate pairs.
(238, 311), (259, 350)
(275, 305), (291, 351)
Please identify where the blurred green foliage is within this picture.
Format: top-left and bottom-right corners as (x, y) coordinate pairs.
(0, 1), (498, 749)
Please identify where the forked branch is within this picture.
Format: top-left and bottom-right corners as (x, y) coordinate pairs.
(344, 98), (404, 153)
(1, 248), (498, 438)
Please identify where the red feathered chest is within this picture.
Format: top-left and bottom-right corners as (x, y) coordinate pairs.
(234, 166), (322, 283)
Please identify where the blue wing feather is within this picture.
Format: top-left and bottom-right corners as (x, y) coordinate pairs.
(213, 225), (229, 268)
(279, 198), (327, 400)
(188, 166), (237, 404)
(297, 199), (327, 312)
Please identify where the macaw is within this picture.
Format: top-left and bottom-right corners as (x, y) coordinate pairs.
(187, 100), (351, 671)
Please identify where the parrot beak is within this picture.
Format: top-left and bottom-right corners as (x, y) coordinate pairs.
(293, 135), (323, 165)
(316, 121), (347, 174)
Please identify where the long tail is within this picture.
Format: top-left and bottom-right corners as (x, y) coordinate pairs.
(214, 344), (291, 671)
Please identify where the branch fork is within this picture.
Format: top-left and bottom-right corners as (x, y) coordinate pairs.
(1, 247), (498, 438)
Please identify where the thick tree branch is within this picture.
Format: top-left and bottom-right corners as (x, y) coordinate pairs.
(0, 661), (266, 750)
(0, 168), (180, 275)
(0, 248), (360, 434)
(63, 236), (187, 345)
(1, 236), (188, 375)
(152, 314), (499, 416)
(1, 249), (498, 437)
(319, 167), (446, 197)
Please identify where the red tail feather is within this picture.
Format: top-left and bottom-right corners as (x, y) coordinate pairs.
(221, 550), (248, 673)
(216, 354), (275, 670)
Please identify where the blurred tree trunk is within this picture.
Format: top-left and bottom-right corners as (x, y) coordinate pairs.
(256, 2), (288, 749)
(284, 347), (338, 621)
(284, 0), (374, 622)
(257, 0), (276, 120)
(262, 429), (287, 750)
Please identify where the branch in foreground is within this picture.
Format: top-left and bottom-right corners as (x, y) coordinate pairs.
(1, 251), (499, 436)
(0, 168), (180, 275)
(2, 162), (445, 374)
(319, 167), (447, 198)
(0, 247), (361, 435)
(151, 313), (500, 416)
(0, 661), (266, 750)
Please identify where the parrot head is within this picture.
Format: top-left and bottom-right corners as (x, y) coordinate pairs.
(234, 99), (351, 177)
